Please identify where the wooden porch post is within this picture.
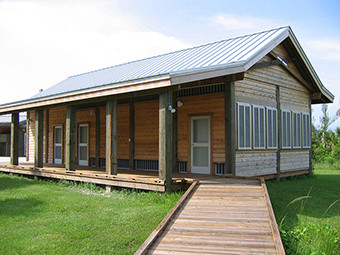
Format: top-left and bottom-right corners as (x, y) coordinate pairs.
(308, 94), (312, 174)
(44, 109), (49, 164)
(106, 99), (118, 175)
(26, 111), (29, 161)
(10, 112), (19, 166)
(129, 98), (135, 170)
(34, 109), (44, 168)
(276, 86), (282, 180)
(225, 81), (236, 175)
(159, 91), (175, 191)
(95, 106), (100, 167)
(65, 106), (76, 171)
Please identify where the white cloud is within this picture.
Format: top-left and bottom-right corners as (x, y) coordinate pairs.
(0, 0), (188, 104)
(305, 39), (340, 61)
(212, 14), (282, 34)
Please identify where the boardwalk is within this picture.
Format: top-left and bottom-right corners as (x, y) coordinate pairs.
(137, 178), (285, 255)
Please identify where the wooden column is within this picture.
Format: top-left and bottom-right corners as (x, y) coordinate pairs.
(65, 106), (76, 171)
(44, 109), (49, 164)
(276, 86), (282, 181)
(129, 99), (135, 170)
(225, 81), (236, 175)
(309, 94), (312, 174)
(159, 91), (175, 191)
(95, 106), (100, 167)
(10, 112), (19, 166)
(34, 109), (44, 168)
(106, 99), (118, 175)
(26, 111), (29, 161)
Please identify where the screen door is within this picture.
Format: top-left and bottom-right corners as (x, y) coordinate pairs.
(54, 126), (62, 164)
(191, 116), (210, 174)
(78, 124), (89, 166)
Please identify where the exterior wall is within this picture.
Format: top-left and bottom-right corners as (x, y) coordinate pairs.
(235, 43), (311, 177)
(177, 92), (225, 174)
(28, 111), (35, 162)
(117, 103), (129, 159)
(134, 100), (159, 160)
(47, 106), (66, 164)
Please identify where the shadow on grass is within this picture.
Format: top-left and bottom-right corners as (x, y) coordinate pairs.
(0, 198), (43, 217)
(0, 175), (37, 192)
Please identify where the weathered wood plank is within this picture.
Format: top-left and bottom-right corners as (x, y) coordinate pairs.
(34, 109), (44, 168)
(129, 99), (135, 170)
(225, 81), (236, 175)
(106, 99), (118, 175)
(10, 112), (19, 166)
(65, 106), (76, 171)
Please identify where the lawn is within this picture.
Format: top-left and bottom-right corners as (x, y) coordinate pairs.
(266, 167), (340, 255)
(0, 174), (182, 255)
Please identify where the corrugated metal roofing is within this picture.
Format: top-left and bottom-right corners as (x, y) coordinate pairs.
(31, 26), (289, 99)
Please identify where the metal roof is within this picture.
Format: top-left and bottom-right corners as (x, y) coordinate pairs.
(0, 26), (334, 113)
(31, 26), (290, 100)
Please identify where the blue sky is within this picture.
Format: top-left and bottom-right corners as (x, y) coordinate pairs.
(0, 0), (339, 128)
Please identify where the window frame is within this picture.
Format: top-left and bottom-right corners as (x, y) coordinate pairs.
(302, 112), (311, 148)
(253, 104), (266, 149)
(292, 111), (302, 148)
(237, 102), (252, 150)
(266, 107), (278, 149)
(282, 109), (292, 149)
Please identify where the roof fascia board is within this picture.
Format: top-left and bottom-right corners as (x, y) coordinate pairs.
(169, 62), (246, 85)
(243, 29), (290, 71)
(0, 75), (171, 114)
(287, 30), (334, 103)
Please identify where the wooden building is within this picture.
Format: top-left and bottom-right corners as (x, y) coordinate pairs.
(0, 26), (333, 190)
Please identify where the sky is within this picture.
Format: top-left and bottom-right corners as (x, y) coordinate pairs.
(0, 0), (339, 128)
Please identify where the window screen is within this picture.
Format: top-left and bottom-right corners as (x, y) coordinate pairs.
(253, 106), (265, 149)
(267, 108), (277, 148)
(238, 103), (251, 149)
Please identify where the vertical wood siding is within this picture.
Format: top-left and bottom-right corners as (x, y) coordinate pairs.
(134, 100), (159, 160)
(177, 92), (225, 164)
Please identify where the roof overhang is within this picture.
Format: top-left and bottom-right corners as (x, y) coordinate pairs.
(0, 75), (171, 114)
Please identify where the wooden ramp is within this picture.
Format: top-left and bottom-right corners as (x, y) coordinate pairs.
(136, 178), (285, 255)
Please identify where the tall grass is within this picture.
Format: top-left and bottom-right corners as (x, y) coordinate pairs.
(266, 167), (340, 255)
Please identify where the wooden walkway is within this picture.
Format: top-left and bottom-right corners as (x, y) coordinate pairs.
(136, 178), (285, 254)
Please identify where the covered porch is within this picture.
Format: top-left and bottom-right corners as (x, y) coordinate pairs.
(3, 77), (240, 192)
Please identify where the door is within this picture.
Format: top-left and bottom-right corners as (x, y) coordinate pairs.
(54, 126), (62, 164)
(191, 116), (210, 174)
(78, 124), (89, 166)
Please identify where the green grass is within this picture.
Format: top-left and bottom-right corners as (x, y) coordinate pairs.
(266, 167), (340, 255)
(0, 174), (182, 255)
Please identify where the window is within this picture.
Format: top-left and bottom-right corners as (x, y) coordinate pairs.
(302, 113), (311, 148)
(292, 112), (302, 148)
(267, 107), (278, 149)
(282, 110), (291, 148)
(253, 105), (265, 149)
(238, 103), (251, 149)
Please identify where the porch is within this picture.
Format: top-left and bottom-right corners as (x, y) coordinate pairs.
(0, 160), (220, 192)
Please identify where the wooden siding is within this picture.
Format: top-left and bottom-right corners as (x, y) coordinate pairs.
(27, 110), (35, 162)
(281, 150), (309, 172)
(235, 43), (311, 176)
(47, 106), (66, 164)
(134, 100), (159, 160)
(177, 93), (225, 170)
(117, 103), (129, 159)
(236, 151), (277, 176)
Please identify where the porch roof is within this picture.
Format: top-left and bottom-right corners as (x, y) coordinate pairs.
(0, 26), (334, 114)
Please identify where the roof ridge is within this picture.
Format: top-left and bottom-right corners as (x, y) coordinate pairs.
(68, 26), (290, 79)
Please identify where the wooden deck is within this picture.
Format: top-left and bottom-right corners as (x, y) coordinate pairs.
(136, 178), (285, 254)
(0, 162), (194, 192)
